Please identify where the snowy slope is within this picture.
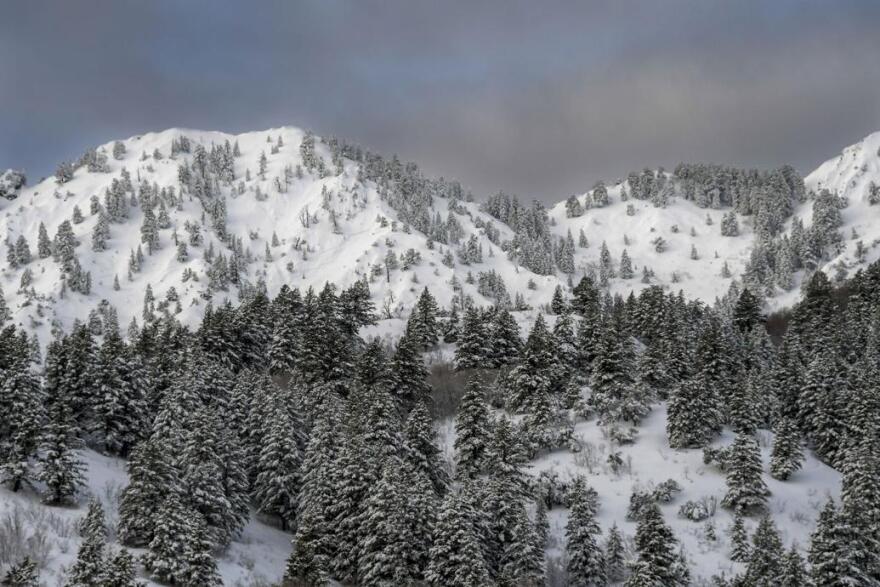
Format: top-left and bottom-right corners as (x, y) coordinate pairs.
(0, 449), (292, 586)
(0, 124), (834, 348)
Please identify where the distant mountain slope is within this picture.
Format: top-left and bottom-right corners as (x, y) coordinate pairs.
(2, 126), (880, 343)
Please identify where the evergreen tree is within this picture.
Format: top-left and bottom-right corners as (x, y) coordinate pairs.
(357, 459), (421, 585)
(252, 394), (303, 531)
(0, 360), (42, 493)
(733, 288), (761, 333)
(721, 433), (769, 513)
(425, 487), (490, 586)
(506, 314), (559, 428)
(729, 512), (750, 562)
(605, 523), (626, 583)
(67, 500), (108, 586)
(490, 307), (522, 367)
(779, 543), (808, 587)
(285, 399), (342, 585)
(37, 399), (85, 506)
(391, 329), (431, 408)
(566, 477), (606, 585)
(102, 549), (139, 587)
(2, 557), (38, 586)
(770, 417), (804, 481)
(117, 437), (177, 547)
(404, 402), (449, 495)
(37, 222), (51, 259)
(620, 249), (634, 279)
(667, 376), (721, 448)
(454, 379), (492, 480)
(409, 287), (440, 350)
(742, 516), (784, 586)
(455, 307), (490, 370)
(628, 502), (683, 585)
(589, 315), (646, 424)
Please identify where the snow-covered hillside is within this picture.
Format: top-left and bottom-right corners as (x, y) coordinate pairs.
(7, 125), (874, 347)
(2, 127), (880, 586)
(5, 126), (880, 346)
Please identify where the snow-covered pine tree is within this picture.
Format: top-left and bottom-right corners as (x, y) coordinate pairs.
(721, 433), (768, 513)
(769, 417), (804, 480)
(490, 307), (522, 367)
(67, 499), (108, 586)
(667, 376), (721, 448)
(408, 287), (440, 350)
(742, 515), (784, 586)
(454, 379), (492, 480)
(779, 543), (808, 587)
(0, 359), (42, 492)
(566, 476), (606, 585)
(627, 502), (684, 586)
(390, 328), (431, 408)
(285, 398), (342, 585)
(251, 392), (303, 531)
(455, 306), (491, 370)
(102, 549), (139, 587)
(117, 437), (178, 547)
(605, 523), (626, 583)
(404, 401), (449, 496)
(357, 458), (421, 585)
(37, 397), (85, 506)
(425, 486), (490, 586)
(729, 512), (750, 562)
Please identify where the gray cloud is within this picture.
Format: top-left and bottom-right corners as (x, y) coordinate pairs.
(2, 0), (879, 200)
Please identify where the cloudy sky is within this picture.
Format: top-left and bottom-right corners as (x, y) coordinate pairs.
(2, 1), (879, 201)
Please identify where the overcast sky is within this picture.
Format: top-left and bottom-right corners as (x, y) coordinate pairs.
(2, 1), (880, 201)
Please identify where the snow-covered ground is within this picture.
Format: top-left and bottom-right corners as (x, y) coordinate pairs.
(0, 450), (292, 586)
(438, 402), (839, 585)
(5, 125), (879, 349)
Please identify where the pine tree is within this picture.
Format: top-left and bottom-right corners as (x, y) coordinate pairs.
(454, 379), (492, 480)
(2, 557), (38, 586)
(667, 376), (721, 448)
(180, 517), (222, 587)
(721, 433), (769, 513)
(742, 516), (784, 586)
(506, 314), (559, 427)
(729, 512), (750, 562)
(628, 502), (682, 585)
(455, 307), (490, 370)
(142, 490), (220, 586)
(285, 399), (342, 585)
(566, 477), (606, 585)
(589, 314), (646, 424)
(37, 222), (51, 259)
(425, 487), (491, 586)
(67, 500), (108, 586)
(490, 307), (522, 367)
(0, 360), (42, 493)
(404, 402), (449, 495)
(252, 394), (302, 531)
(357, 459), (420, 585)
(408, 287), (440, 350)
(779, 543), (807, 587)
(770, 417), (804, 480)
(733, 288), (761, 333)
(37, 399), (86, 506)
(102, 549), (139, 587)
(390, 329), (431, 408)
(620, 249), (634, 279)
(118, 437), (177, 547)
(605, 523), (626, 583)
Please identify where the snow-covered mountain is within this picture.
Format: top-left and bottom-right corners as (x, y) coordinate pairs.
(1, 127), (878, 584)
(4, 125), (879, 346)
